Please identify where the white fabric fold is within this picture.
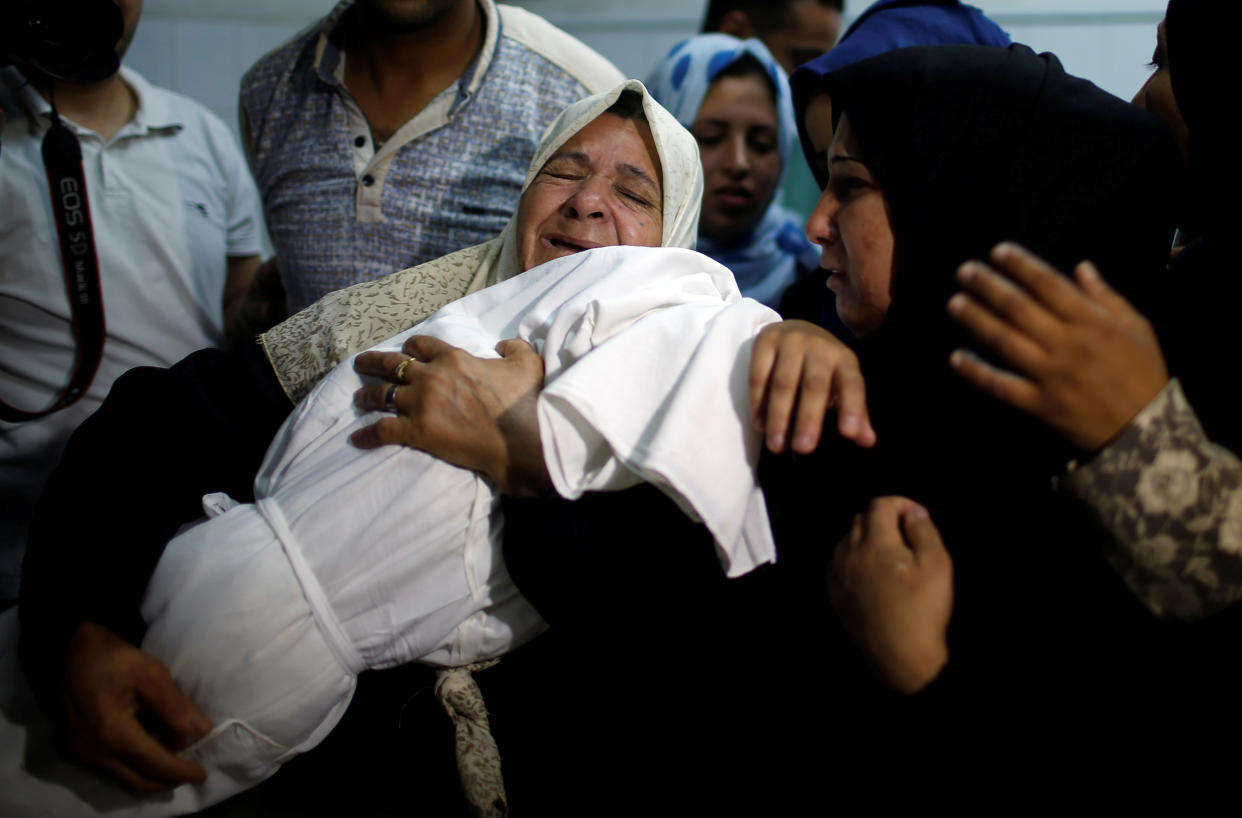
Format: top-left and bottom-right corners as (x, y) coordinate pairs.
(535, 250), (782, 577)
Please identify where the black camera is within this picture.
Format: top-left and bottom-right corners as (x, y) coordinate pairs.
(1, 0), (124, 83)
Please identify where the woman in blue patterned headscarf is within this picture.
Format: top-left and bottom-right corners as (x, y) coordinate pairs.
(647, 33), (819, 308)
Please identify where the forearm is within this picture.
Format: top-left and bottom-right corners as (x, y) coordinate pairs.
(224, 256), (285, 348)
(1063, 378), (1242, 620)
(497, 392), (551, 497)
(18, 341), (292, 707)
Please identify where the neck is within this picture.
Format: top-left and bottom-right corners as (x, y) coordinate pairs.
(344, 0), (484, 142)
(32, 71), (136, 142)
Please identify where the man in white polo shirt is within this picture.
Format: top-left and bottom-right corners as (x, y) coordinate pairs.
(0, 0), (264, 604)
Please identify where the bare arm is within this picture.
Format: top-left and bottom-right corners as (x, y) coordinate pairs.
(223, 255), (285, 348)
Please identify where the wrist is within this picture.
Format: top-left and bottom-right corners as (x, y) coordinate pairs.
(877, 637), (948, 695)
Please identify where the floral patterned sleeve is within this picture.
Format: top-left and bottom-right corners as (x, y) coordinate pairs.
(1062, 378), (1242, 621)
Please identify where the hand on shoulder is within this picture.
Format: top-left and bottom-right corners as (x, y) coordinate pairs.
(948, 242), (1169, 452)
(748, 319), (875, 454)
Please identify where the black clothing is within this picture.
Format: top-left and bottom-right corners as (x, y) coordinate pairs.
(18, 342), (291, 715)
(1155, 1), (1242, 456)
(505, 45), (1227, 777)
(1165, 0), (1240, 239)
(768, 44), (1203, 731)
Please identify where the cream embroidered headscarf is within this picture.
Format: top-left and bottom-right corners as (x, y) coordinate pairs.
(261, 79), (703, 403)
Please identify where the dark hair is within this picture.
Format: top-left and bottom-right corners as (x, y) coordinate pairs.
(603, 89), (648, 123)
(712, 51), (779, 104)
(701, 0), (844, 35)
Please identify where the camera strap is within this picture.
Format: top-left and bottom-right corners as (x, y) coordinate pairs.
(0, 114), (106, 423)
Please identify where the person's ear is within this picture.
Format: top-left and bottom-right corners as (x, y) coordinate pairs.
(717, 9), (757, 39)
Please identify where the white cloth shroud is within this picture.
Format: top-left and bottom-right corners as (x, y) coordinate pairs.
(244, 243), (781, 675)
(0, 244), (780, 817)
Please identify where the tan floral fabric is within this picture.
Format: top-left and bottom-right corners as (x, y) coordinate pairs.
(435, 660), (507, 818)
(1063, 378), (1242, 620)
(260, 242), (500, 403)
(259, 78), (703, 404)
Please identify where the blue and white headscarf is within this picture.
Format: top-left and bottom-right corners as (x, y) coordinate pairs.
(646, 34), (820, 308)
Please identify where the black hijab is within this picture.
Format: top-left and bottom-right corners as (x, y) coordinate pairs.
(821, 44), (1175, 358)
(763, 44), (1184, 729)
(1165, 0), (1239, 237)
(1154, 0), (1242, 452)
(770, 44), (1178, 508)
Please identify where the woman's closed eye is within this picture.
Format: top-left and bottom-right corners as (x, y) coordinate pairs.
(540, 156), (588, 181)
(616, 186), (651, 206)
(692, 127), (725, 148)
(746, 128), (778, 155)
(543, 169), (584, 181)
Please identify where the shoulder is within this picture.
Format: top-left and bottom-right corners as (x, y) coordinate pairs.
(0, 66), (32, 123)
(125, 68), (226, 133)
(496, 4), (623, 95)
(240, 17), (323, 108)
(123, 68), (245, 160)
(122, 68), (236, 153)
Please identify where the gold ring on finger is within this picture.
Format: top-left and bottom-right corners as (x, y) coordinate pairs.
(394, 356), (415, 381)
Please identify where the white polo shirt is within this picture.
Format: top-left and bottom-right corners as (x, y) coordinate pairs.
(0, 66), (264, 598)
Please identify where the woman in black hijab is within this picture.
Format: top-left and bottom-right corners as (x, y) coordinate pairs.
(759, 42), (1185, 735)
(947, 0), (1242, 624)
(503, 43), (1204, 787)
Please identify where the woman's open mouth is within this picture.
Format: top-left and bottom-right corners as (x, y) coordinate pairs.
(544, 235), (602, 253)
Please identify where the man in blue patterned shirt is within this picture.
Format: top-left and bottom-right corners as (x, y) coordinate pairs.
(240, 0), (623, 317)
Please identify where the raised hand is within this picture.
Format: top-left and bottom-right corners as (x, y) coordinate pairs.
(948, 242), (1169, 452)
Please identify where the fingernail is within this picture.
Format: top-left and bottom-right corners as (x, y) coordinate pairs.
(992, 242), (1012, 259)
(956, 263), (976, 283)
(949, 349), (965, 368)
(794, 432), (814, 451)
(947, 293), (966, 315)
(840, 413), (860, 435)
(769, 432), (785, 451)
(906, 504), (929, 520)
(1077, 261), (1099, 282)
(192, 713), (212, 734)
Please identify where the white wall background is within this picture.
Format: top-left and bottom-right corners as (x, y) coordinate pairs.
(125, 0), (1168, 147)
